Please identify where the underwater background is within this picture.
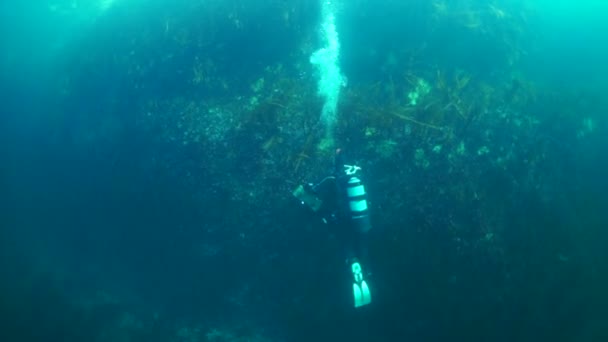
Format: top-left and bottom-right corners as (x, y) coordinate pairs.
(1, 0), (607, 341)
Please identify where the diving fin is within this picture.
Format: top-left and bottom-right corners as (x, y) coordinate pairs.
(351, 261), (372, 308)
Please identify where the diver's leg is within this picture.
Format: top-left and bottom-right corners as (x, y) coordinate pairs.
(349, 228), (372, 307)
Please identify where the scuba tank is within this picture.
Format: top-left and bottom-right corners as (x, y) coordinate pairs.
(345, 170), (372, 234)
(336, 149), (371, 233)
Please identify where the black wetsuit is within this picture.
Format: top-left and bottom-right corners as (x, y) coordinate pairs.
(332, 150), (371, 268)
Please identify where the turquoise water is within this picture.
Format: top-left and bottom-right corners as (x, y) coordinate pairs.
(1, 1), (607, 341)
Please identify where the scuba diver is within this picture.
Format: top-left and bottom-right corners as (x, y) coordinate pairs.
(293, 148), (372, 308)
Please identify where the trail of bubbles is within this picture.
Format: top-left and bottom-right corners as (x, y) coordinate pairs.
(310, 0), (345, 149)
